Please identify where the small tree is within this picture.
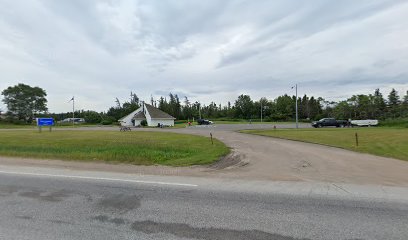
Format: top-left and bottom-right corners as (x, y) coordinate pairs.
(388, 88), (400, 106)
(1, 83), (48, 123)
(234, 94), (254, 119)
(387, 88), (401, 118)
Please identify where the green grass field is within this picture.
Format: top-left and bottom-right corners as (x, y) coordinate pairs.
(0, 124), (35, 129)
(241, 127), (408, 161)
(215, 121), (290, 125)
(0, 131), (229, 166)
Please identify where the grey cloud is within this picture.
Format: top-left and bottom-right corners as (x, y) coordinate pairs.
(216, 0), (406, 68)
(190, 89), (217, 95)
(300, 71), (408, 88)
(372, 60), (395, 68)
(217, 49), (261, 68)
(1, 0), (407, 112)
(39, 0), (107, 44)
(153, 89), (191, 97)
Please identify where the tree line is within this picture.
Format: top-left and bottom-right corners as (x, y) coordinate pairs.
(1, 83), (408, 124)
(106, 88), (408, 122)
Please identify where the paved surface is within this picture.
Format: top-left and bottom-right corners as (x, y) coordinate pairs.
(1, 166), (408, 240)
(179, 128), (408, 186)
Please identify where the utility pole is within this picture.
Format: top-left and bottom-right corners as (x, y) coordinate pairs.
(72, 96), (75, 127)
(260, 101), (263, 122)
(292, 84), (298, 129)
(295, 84), (298, 129)
(198, 103), (202, 119)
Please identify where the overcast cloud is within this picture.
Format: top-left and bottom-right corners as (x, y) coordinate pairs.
(0, 0), (407, 112)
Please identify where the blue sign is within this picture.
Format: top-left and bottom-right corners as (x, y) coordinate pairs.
(37, 118), (54, 126)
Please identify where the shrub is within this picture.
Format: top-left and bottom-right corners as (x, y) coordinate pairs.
(379, 118), (408, 128)
(101, 120), (113, 125)
(141, 119), (147, 126)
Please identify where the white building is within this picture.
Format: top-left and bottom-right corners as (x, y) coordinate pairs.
(118, 103), (176, 127)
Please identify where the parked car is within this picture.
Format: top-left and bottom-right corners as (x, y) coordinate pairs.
(311, 118), (348, 128)
(197, 119), (213, 125)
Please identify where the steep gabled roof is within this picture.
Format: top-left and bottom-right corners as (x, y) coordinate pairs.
(132, 111), (146, 120)
(118, 107), (142, 121)
(144, 103), (175, 119)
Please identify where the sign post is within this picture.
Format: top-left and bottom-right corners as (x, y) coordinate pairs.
(36, 118), (54, 132)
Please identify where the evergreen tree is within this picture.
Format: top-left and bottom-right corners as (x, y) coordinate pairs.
(387, 88), (401, 118)
(387, 88), (400, 106)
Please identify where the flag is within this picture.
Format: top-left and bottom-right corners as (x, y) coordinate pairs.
(68, 96), (74, 102)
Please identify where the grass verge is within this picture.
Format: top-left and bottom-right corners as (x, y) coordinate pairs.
(0, 131), (229, 166)
(215, 121), (290, 124)
(241, 127), (408, 161)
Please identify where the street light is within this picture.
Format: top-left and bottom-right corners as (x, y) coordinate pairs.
(260, 101), (268, 122)
(291, 84), (298, 129)
(195, 101), (201, 119)
(198, 103), (202, 119)
(68, 96), (75, 127)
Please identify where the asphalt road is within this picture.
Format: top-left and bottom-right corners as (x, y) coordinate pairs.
(1, 167), (408, 240)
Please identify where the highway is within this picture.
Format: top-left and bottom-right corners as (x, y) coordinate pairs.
(1, 166), (407, 240)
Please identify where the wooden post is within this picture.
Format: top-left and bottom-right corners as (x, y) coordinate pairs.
(210, 133), (214, 145)
(355, 132), (359, 147)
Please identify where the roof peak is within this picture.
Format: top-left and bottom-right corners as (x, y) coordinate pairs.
(144, 103), (175, 119)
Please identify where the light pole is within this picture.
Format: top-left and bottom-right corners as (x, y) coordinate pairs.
(292, 84), (298, 129)
(69, 96), (75, 127)
(198, 103), (202, 119)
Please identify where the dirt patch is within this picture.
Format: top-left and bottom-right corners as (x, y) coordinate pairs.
(208, 151), (248, 170)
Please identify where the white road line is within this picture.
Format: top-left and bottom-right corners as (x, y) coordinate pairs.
(0, 170), (198, 187)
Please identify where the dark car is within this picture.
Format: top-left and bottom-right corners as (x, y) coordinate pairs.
(197, 119), (213, 125)
(311, 118), (348, 128)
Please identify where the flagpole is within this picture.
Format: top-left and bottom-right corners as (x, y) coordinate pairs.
(72, 96), (75, 127)
(291, 85), (299, 129)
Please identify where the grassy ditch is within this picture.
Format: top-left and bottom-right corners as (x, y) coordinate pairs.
(241, 127), (408, 161)
(0, 131), (229, 166)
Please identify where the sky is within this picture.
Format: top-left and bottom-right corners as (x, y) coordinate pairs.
(0, 0), (407, 113)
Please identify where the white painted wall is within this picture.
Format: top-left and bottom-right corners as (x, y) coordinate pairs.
(119, 107), (143, 126)
(149, 119), (174, 127)
(120, 104), (174, 127)
(133, 119), (143, 126)
(144, 106), (152, 126)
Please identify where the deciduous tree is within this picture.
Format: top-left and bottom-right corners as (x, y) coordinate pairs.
(1, 83), (48, 122)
